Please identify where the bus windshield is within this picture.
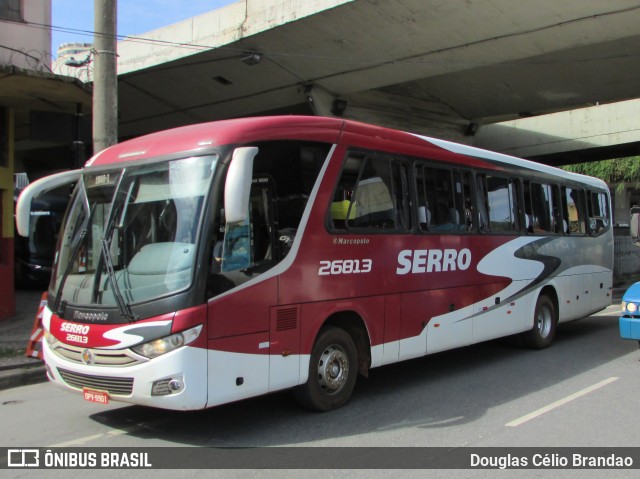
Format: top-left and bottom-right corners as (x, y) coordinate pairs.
(51, 155), (218, 312)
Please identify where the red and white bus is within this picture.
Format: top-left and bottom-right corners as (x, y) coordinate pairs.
(16, 116), (613, 411)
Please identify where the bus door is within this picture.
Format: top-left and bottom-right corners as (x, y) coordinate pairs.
(250, 175), (305, 392)
(561, 186), (593, 319)
(225, 172), (301, 393)
(219, 176), (275, 273)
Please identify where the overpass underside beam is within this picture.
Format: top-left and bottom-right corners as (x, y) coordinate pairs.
(474, 99), (640, 165)
(306, 84), (471, 142)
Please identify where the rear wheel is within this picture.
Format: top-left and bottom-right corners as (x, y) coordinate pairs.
(521, 295), (557, 349)
(295, 327), (358, 411)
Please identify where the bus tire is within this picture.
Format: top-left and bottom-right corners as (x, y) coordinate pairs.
(521, 295), (557, 349)
(295, 326), (358, 412)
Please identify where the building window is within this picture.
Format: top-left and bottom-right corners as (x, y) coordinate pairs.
(0, 0), (22, 22)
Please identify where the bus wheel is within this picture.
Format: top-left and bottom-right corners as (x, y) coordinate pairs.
(521, 295), (557, 349)
(295, 327), (358, 411)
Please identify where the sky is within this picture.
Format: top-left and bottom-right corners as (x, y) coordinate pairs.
(52, 0), (237, 55)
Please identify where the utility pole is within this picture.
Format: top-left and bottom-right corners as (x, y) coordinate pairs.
(93, 0), (118, 153)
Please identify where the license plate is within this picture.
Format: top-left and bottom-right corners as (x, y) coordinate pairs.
(83, 388), (110, 404)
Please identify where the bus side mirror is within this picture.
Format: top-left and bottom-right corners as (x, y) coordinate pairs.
(224, 147), (258, 224)
(16, 169), (82, 237)
(631, 210), (640, 241)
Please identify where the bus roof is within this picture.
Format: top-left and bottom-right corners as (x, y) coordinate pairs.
(85, 116), (607, 190)
(86, 116), (345, 167)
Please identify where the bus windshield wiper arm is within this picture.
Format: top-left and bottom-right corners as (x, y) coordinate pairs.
(101, 238), (136, 322)
(53, 228), (87, 315)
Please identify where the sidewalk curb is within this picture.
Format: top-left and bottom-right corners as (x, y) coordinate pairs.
(0, 362), (47, 391)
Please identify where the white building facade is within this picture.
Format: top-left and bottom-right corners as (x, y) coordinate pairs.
(0, 0), (52, 71)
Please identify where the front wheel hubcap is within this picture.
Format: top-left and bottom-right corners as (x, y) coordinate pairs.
(317, 345), (349, 394)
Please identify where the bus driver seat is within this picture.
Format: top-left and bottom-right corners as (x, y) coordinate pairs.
(352, 177), (395, 228)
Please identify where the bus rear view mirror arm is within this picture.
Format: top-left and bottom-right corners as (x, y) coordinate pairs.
(16, 169), (82, 237)
(224, 147), (258, 224)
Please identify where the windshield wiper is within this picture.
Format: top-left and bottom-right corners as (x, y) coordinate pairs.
(53, 228), (87, 316)
(101, 238), (137, 322)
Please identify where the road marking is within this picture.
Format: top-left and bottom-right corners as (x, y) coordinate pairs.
(50, 433), (105, 447)
(505, 376), (619, 427)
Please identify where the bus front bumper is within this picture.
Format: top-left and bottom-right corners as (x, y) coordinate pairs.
(42, 339), (209, 411)
(619, 315), (640, 341)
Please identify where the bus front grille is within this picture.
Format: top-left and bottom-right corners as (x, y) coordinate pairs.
(57, 368), (134, 396)
(51, 344), (145, 367)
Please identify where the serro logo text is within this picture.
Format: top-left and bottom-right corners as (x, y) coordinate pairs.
(396, 248), (472, 275)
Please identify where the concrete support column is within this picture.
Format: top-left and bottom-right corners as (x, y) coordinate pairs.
(93, 0), (118, 153)
(0, 108), (15, 320)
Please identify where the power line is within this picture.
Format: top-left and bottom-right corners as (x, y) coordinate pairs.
(24, 20), (245, 56)
(21, 4), (640, 68)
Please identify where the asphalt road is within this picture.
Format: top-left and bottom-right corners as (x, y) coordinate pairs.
(1, 304), (639, 478)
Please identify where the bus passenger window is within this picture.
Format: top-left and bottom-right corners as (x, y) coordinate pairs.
(588, 190), (610, 236)
(454, 171), (474, 232)
(562, 187), (586, 235)
(482, 175), (519, 233)
(415, 164), (469, 233)
(415, 166), (430, 231)
(476, 176), (489, 232)
(332, 155), (409, 232)
(392, 162), (412, 230)
(524, 182), (558, 234)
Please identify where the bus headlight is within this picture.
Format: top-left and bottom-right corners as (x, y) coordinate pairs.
(43, 329), (58, 348)
(131, 325), (203, 359)
(622, 301), (639, 314)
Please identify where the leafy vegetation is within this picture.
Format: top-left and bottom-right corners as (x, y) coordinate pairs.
(562, 157), (640, 188)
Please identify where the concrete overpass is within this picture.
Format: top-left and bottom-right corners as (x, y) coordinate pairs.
(475, 99), (640, 166)
(112, 0), (640, 161)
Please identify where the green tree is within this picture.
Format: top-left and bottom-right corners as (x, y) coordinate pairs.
(562, 157), (640, 189)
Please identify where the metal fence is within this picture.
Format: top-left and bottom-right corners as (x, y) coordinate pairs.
(614, 228), (640, 282)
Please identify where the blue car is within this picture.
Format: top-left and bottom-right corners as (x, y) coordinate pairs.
(620, 282), (640, 343)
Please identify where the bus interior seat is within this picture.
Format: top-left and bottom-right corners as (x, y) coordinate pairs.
(447, 208), (460, 225)
(418, 205), (431, 230)
(352, 177), (395, 228)
(121, 242), (195, 299)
